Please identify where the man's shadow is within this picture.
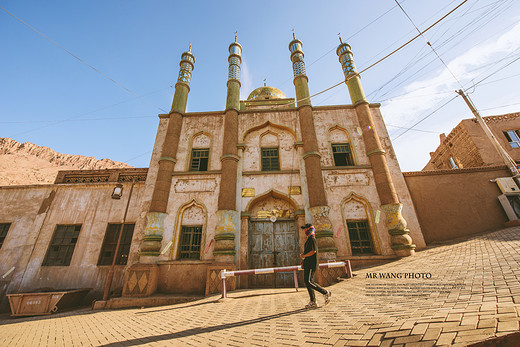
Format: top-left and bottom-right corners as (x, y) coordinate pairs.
(100, 307), (308, 346)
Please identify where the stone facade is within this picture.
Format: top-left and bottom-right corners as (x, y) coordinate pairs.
(0, 40), (427, 308)
(424, 112), (520, 170)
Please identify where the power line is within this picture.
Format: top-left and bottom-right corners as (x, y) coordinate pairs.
(368, 0), (515, 102)
(0, 4), (168, 113)
(395, 0), (465, 90)
(391, 95), (459, 141)
(270, 0), (470, 110)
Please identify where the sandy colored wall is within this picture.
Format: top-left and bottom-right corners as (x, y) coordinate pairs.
(404, 166), (510, 243)
(0, 182), (145, 308)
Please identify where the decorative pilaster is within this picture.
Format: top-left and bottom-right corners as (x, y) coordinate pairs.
(289, 34), (337, 260)
(141, 46), (195, 259)
(337, 39), (415, 256)
(214, 36), (242, 263)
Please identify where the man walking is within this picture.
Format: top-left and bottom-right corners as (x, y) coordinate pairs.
(300, 223), (331, 308)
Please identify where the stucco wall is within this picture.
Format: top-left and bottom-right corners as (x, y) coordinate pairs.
(0, 182), (146, 308)
(404, 166), (510, 243)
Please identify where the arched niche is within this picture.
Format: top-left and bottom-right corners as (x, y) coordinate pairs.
(242, 122), (298, 172)
(340, 193), (380, 255)
(327, 124), (357, 166)
(172, 199), (207, 260)
(246, 189), (299, 219)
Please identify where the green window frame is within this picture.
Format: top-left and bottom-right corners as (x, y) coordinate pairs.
(332, 143), (354, 166)
(42, 225), (81, 266)
(0, 223), (11, 249)
(261, 147), (280, 171)
(190, 148), (209, 171)
(179, 226), (202, 260)
(347, 220), (374, 255)
(98, 223), (135, 266)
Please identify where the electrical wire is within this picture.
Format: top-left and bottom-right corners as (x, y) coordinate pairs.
(368, 0), (515, 102)
(0, 5), (168, 113)
(269, 0), (470, 110)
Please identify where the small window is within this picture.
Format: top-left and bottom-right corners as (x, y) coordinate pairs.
(179, 226), (202, 260)
(0, 223), (11, 249)
(261, 147), (280, 171)
(347, 220), (374, 254)
(332, 143), (354, 166)
(504, 130), (520, 148)
(42, 225), (81, 266)
(190, 148), (209, 171)
(98, 224), (135, 266)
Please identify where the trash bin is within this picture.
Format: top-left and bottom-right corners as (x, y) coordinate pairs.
(7, 288), (91, 317)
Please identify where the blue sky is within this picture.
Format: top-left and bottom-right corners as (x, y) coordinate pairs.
(1, 0), (520, 171)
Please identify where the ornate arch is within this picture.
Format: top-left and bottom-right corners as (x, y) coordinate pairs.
(246, 189), (300, 216)
(242, 121), (297, 143)
(339, 192), (381, 255)
(186, 131), (213, 171)
(171, 199), (208, 260)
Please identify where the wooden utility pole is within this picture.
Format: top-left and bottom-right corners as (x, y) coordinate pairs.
(456, 89), (520, 177)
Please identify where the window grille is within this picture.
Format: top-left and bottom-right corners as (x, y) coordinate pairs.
(261, 147), (280, 171)
(179, 226), (202, 260)
(347, 220), (374, 254)
(98, 224), (135, 265)
(42, 225), (81, 266)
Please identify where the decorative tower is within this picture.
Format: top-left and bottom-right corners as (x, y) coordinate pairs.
(214, 35), (242, 264)
(141, 46), (195, 260)
(336, 39), (415, 257)
(289, 34), (337, 261)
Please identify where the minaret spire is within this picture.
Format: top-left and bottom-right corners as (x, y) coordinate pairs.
(214, 34), (243, 264)
(288, 35), (337, 260)
(336, 41), (416, 257)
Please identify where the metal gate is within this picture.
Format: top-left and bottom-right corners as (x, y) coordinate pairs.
(248, 220), (299, 288)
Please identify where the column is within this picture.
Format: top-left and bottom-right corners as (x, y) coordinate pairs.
(140, 46), (195, 260)
(289, 35), (337, 261)
(214, 37), (242, 264)
(336, 40), (415, 257)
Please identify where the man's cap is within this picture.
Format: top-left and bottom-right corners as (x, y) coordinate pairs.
(301, 223), (313, 229)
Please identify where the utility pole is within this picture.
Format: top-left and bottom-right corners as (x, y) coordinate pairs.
(456, 89), (520, 178)
(103, 178), (136, 301)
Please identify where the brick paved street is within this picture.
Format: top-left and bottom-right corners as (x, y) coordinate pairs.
(1, 227), (520, 346)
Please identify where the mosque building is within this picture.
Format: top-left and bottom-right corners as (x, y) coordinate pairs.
(0, 35), (425, 306)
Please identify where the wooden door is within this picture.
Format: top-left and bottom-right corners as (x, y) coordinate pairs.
(249, 220), (299, 288)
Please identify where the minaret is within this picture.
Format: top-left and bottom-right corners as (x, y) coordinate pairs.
(336, 39), (415, 257)
(289, 34), (337, 261)
(141, 45), (195, 259)
(214, 35), (242, 264)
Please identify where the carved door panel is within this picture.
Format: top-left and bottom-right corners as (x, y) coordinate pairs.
(249, 220), (299, 288)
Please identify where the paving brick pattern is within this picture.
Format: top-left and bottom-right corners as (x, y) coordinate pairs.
(1, 227), (520, 346)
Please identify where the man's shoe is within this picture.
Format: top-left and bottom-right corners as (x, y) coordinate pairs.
(324, 291), (331, 305)
(305, 301), (318, 309)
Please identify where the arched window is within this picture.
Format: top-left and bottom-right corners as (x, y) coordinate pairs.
(189, 132), (211, 172)
(341, 193), (378, 255)
(329, 126), (355, 167)
(174, 201), (206, 260)
(260, 131), (280, 171)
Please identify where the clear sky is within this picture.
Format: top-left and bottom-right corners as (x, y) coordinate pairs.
(1, 0), (520, 171)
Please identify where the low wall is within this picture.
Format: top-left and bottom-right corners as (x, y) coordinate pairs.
(157, 261), (212, 295)
(404, 166), (510, 243)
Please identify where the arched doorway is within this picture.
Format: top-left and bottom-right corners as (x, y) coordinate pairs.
(247, 191), (300, 288)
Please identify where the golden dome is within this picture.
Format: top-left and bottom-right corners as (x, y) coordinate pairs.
(247, 86), (286, 101)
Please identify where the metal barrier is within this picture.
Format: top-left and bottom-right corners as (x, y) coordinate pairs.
(220, 261), (352, 298)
